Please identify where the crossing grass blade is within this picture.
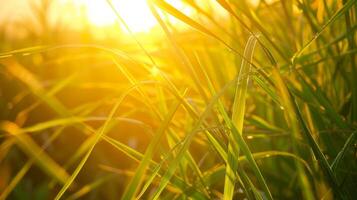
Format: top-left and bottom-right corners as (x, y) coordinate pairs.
(66, 174), (116, 200)
(0, 126), (65, 200)
(0, 122), (70, 185)
(196, 44), (272, 200)
(1, 0), (356, 199)
(150, 0), (258, 64)
(54, 90), (129, 200)
(292, 0), (356, 63)
(271, 68), (315, 200)
(224, 35), (258, 200)
(292, 93), (349, 200)
(331, 131), (357, 171)
(148, 80), (236, 200)
(121, 90), (186, 200)
(1, 58), (71, 117)
(0, 160), (32, 200)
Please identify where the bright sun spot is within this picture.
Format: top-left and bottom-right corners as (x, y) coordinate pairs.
(75, 0), (191, 33)
(80, 0), (156, 33)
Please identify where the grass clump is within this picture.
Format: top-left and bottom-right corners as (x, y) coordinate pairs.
(0, 0), (356, 199)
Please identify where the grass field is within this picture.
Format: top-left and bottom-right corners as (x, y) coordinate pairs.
(0, 0), (356, 199)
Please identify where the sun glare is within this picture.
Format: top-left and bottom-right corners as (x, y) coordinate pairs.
(75, 0), (193, 33)
(81, 0), (157, 33)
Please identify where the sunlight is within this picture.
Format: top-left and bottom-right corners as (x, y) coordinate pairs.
(76, 0), (194, 33)
(1, 0), (354, 199)
(80, 0), (157, 33)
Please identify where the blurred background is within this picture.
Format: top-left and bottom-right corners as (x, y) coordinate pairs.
(0, 0), (356, 199)
(1, 1), (231, 199)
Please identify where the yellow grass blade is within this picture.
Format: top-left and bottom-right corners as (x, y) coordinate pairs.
(0, 122), (70, 185)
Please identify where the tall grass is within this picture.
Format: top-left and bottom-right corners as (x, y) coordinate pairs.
(0, 0), (356, 199)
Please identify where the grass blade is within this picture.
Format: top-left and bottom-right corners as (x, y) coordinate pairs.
(121, 90), (186, 200)
(224, 35), (258, 200)
(0, 122), (70, 185)
(292, 0), (356, 63)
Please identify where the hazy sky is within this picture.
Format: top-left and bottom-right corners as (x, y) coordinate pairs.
(1, 0), (91, 32)
(0, 0), (233, 39)
(0, 0), (31, 24)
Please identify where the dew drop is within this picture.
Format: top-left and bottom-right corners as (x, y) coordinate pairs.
(320, 106), (325, 111)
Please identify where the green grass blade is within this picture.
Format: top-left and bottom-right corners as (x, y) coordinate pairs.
(0, 161), (32, 200)
(271, 68), (315, 200)
(148, 77), (237, 199)
(66, 175), (116, 200)
(121, 90), (186, 200)
(292, 0), (356, 63)
(0, 122), (70, 185)
(292, 94), (348, 200)
(224, 35), (258, 200)
(331, 131), (357, 171)
(54, 93), (126, 200)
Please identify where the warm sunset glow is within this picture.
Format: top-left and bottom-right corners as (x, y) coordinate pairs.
(80, 0), (157, 33)
(76, 0), (194, 33)
(3, 0), (351, 199)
